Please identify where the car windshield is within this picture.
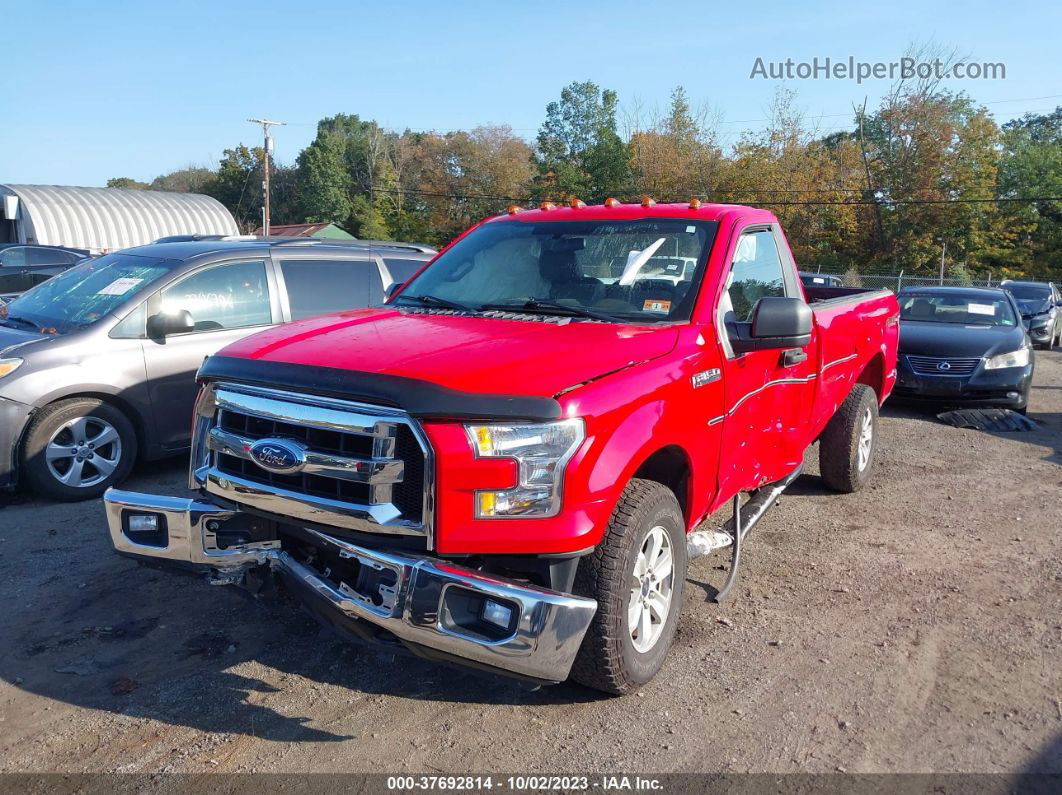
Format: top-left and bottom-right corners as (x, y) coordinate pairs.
(1, 253), (172, 332)
(1003, 284), (1051, 301)
(899, 294), (1017, 326)
(400, 219), (719, 323)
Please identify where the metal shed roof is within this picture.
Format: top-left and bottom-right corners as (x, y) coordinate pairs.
(0, 184), (238, 251)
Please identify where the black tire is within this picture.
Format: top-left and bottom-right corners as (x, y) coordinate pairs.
(569, 479), (687, 695)
(819, 384), (878, 494)
(21, 398), (137, 501)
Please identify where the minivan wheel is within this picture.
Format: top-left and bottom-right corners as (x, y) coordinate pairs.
(569, 479), (687, 695)
(21, 398), (137, 501)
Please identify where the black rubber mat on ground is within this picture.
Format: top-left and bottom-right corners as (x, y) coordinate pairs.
(937, 408), (1038, 432)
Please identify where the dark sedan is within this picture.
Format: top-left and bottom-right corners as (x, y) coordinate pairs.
(892, 287), (1033, 412)
(1000, 279), (1062, 349)
(0, 243), (91, 302)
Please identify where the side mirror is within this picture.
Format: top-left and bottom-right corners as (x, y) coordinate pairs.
(731, 296), (812, 353)
(385, 282), (405, 301)
(147, 309), (195, 337)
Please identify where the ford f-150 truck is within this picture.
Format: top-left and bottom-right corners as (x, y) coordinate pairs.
(103, 200), (899, 694)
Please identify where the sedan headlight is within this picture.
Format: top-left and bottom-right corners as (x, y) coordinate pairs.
(466, 419), (585, 518)
(0, 358), (23, 378)
(984, 347), (1030, 370)
(1029, 314), (1051, 329)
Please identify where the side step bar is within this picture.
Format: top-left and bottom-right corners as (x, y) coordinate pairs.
(686, 465), (802, 602)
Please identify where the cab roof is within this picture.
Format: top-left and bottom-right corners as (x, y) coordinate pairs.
(485, 201), (776, 226)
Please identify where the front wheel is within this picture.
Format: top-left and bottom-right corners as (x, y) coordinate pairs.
(569, 479), (687, 695)
(819, 384), (879, 493)
(21, 398), (137, 501)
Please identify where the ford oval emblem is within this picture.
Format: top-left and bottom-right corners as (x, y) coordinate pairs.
(248, 438), (306, 474)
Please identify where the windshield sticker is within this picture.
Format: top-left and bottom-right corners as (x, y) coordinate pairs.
(686, 225), (697, 234)
(967, 303), (996, 316)
(97, 277), (144, 296)
(643, 299), (672, 313)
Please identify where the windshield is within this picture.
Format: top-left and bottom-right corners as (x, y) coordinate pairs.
(1, 253), (172, 332)
(899, 294), (1017, 327)
(1003, 285), (1051, 301)
(400, 219), (719, 323)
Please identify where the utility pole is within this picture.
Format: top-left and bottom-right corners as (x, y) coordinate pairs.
(247, 118), (286, 236)
(939, 240), (947, 285)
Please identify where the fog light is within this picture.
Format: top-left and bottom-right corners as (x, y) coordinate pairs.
(481, 599), (514, 629)
(127, 513), (160, 534)
(1007, 391), (1019, 398)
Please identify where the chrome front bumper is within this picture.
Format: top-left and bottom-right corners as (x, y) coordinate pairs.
(103, 489), (597, 683)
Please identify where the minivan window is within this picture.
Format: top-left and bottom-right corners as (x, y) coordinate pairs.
(1, 253), (171, 332)
(382, 258), (426, 284)
(280, 258), (383, 320)
(159, 260), (272, 332)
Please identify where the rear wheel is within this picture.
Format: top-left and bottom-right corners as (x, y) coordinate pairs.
(569, 479), (687, 695)
(819, 384), (878, 493)
(21, 398), (137, 501)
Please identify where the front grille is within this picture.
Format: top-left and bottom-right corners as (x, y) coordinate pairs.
(191, 383), (432, 540)
(907, 355), (981, 376)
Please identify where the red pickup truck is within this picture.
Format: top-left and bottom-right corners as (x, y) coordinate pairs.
(104, 201), (899, 694)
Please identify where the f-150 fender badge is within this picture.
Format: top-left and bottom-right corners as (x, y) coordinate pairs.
(691, 368), (721, 388)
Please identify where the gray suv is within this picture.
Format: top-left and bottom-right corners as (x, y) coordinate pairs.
(0, 238), (434, 500)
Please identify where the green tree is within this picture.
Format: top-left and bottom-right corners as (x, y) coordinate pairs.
(106, 177), (148, 190)
(535, 81), (631, 202)
(995, 108), (1062, 278)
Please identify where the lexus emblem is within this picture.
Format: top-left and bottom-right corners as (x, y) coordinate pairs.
(936, 361), (952, 371)
(248, 438), (307, 474)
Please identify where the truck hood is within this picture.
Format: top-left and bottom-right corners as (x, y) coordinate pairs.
(218, 308), (679, 398)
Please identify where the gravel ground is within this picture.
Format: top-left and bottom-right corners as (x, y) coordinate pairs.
(1, 354), (1060, 776)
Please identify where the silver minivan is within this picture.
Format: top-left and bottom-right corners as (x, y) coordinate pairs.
(0, 238), (434, 500)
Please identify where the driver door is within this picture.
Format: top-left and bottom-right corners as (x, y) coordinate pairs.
(715, 227), (817, 498)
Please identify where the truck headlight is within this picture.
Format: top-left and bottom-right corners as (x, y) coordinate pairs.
(985, 347), (1030, 370)
(0, 358), (23, 378)
(465, 419), (585, 518)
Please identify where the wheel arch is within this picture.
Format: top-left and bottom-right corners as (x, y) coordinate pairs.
(630, 444), (693, 525)
(23, 391), (150, 461)
(855, 352), (886, 403)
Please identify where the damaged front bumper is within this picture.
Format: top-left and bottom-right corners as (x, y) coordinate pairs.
(103, 489), (597, 684)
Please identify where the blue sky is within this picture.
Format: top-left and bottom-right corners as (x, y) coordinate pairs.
(2, 0), (1060, 186)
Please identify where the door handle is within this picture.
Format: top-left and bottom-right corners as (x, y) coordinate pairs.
(781, 348), (807, 367)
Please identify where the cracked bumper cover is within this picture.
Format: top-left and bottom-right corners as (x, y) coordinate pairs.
(103, 488), (597, 683)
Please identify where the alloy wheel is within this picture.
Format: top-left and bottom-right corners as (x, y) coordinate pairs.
(45, 416), (123, 489)
(857, 406), (874, 471)
(628, 525), (674, 653)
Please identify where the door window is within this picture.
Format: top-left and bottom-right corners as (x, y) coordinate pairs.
(280, 258), (382, 320)
(723, 230), (788, 322)
(159, 260), (271, 332)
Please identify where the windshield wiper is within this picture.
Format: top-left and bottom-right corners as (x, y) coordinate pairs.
(393, 293), (476, 313)
(480, 298), (624, 323)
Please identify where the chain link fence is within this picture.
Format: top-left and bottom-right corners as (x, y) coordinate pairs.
(805, 270), (1008, 292)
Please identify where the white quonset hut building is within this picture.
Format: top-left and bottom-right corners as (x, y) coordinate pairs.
(0, 184), (238, 252)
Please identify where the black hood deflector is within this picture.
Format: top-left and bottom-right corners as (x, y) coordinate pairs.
(198, 355), (562, 422)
